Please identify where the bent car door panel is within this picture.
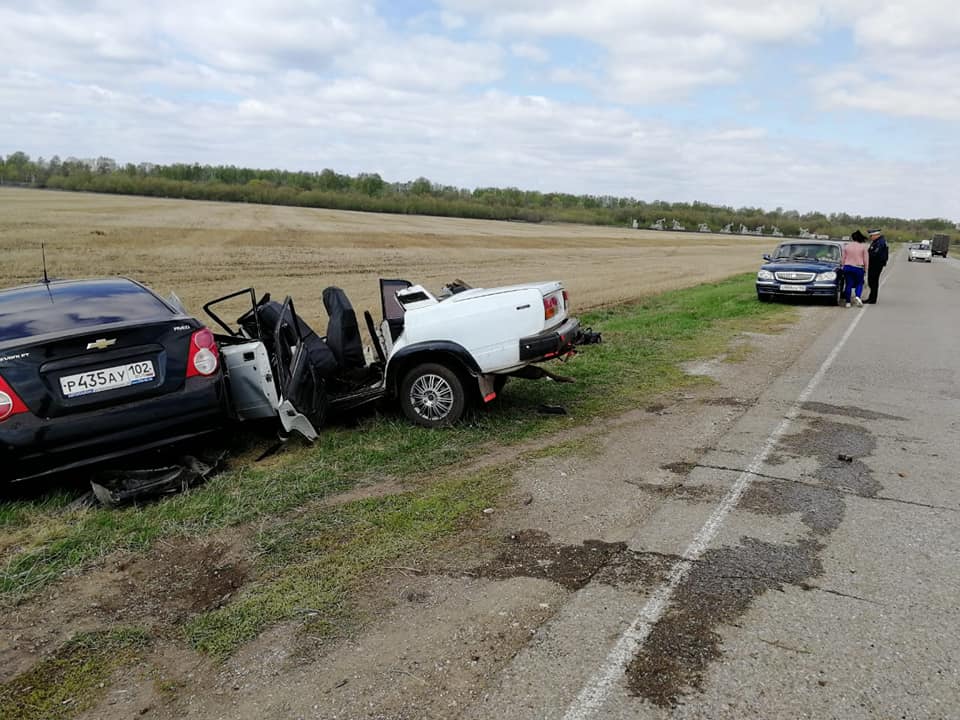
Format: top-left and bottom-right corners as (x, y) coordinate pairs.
(273, 298), (324, 440)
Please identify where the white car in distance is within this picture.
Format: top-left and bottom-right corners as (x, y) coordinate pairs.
(908, 243), (932, 262)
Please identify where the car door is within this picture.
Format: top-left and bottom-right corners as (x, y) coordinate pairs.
(273, 298), (325, 440)
(379, 278), (412, 354)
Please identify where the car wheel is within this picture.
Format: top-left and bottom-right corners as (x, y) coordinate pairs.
(757, 293), (772, 303)
(400, 362), (466, 428)
(831, 283), (843, 306)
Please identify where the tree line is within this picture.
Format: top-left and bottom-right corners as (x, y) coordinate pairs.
(1, 151), (954, 240)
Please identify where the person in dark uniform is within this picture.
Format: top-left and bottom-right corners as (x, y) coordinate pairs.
(865, 228), (889, 304)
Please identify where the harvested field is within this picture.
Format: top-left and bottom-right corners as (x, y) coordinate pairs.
(0, 187), (772, 323)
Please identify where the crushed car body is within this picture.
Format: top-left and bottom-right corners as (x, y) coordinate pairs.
(207, 278), (596, 437)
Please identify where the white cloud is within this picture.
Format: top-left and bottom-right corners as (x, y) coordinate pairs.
(809, 2), (960, 120)
(338, 35), (502, 93)
(237, 99), (286, 122)
(814, 55), (960, 120)
(511, 42), (549, 63)
(439, 11), (467, 30)
(437, 0), (826, 102)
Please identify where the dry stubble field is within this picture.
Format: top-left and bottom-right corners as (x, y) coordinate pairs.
(0, 187), (772, 324)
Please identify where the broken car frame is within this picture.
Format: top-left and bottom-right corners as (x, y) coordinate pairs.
(205, 278), (599, 438)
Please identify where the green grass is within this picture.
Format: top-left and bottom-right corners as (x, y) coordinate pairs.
(0, 628), (150, 720)
(185, 470), (506, 657)
(1, 273), (794, 656)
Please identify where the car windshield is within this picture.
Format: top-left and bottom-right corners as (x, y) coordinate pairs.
(773, 243), (840, 262)
(0, 280), (173, 343)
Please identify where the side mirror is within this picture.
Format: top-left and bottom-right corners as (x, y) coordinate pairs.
(762, 254), (772, 261)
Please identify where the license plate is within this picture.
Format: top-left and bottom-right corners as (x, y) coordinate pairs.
(60, 361), (156, 398)
(779, 284), (807, 292)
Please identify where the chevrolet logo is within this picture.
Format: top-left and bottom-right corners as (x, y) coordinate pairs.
(86, 338), (117, 351)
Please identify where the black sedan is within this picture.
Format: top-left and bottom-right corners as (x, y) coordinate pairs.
(756, 240), (845, 305)
(0, 278), (225, 482)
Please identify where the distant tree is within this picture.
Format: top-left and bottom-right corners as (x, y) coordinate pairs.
(355, 172), (385, 196)
(3, 151), (31, 182)
(409, 177), (433, 195)
(317, 168), (350, 192)
(95, 156), (117, 175)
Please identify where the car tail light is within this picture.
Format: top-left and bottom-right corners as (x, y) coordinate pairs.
(543, 295), (560, 321)
(186, 328), (220, 378)
(562, 290), (569, 309)
(0, 374), (28, 422)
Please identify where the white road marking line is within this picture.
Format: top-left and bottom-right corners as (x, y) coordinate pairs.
(561, 292), (882, 720)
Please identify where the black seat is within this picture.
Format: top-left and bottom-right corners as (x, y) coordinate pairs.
(239, 296), (338, 379)
(322, 287), (365, 370)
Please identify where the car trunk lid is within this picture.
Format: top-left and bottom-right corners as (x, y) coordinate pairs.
(0, 320), (197, 419)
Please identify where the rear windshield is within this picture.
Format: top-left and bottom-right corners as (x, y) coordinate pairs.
(774, 243), (840, 262)
(0, 280), (173, 343)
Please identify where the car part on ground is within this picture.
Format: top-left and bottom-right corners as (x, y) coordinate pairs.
(207, 277), (598, 438)
(1, 278), (226, 483)
(89, 449), (228, 506)
(755, 240), (845, 305)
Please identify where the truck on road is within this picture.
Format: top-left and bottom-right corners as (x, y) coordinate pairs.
(931, 234), (950, 257)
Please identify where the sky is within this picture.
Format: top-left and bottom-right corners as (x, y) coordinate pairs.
(1, 1), (958, 219)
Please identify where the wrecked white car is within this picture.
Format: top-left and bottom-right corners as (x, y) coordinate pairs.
(205, 278), (596, 437)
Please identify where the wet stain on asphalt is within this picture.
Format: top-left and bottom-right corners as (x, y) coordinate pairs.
(593, 550), (678, 588)
(801, 401), (906, 422)
(631, 479), (720, 503)
(659, 461), (698, 477)
(702, 396), (753, 408)
(467, 418), (884, 708)
(622, 417), (879, 706)
(777, 419), (882, 498)
(469, 530), (626, 590)
(740, 480), (845, 535)
(625, 537), (824, 708)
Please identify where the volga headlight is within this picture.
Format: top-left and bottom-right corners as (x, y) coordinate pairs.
(815, 271), (836, 281)
(757, 270), (774, 280)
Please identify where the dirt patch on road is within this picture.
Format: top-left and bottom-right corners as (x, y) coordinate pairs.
(800, 402), (907, 422)
(776, 418), (883, 498)
(97, 538), (249, 625)
(0, 535), (249, 684)
(623, 412), (888, 707)
(741, 480), (846, 535)
(659, 460), (699, 477)
(137, 574), (568, 720)
(625, 537), (824, 708)
(469, 530), (626, 590)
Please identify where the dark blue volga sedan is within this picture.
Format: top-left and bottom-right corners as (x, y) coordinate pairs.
(756, 240), (845, 305)
(0, 278), (226, 482)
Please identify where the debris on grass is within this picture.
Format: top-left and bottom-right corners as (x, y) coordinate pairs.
(89, 450), (228, 506)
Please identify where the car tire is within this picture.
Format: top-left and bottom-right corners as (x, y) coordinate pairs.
(400, 362), (467, 428)
(757, 293), (772, 303)
(830, 283), (843, 306)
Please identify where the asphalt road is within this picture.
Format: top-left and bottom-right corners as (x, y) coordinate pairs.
(465, 251), (960, 720)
